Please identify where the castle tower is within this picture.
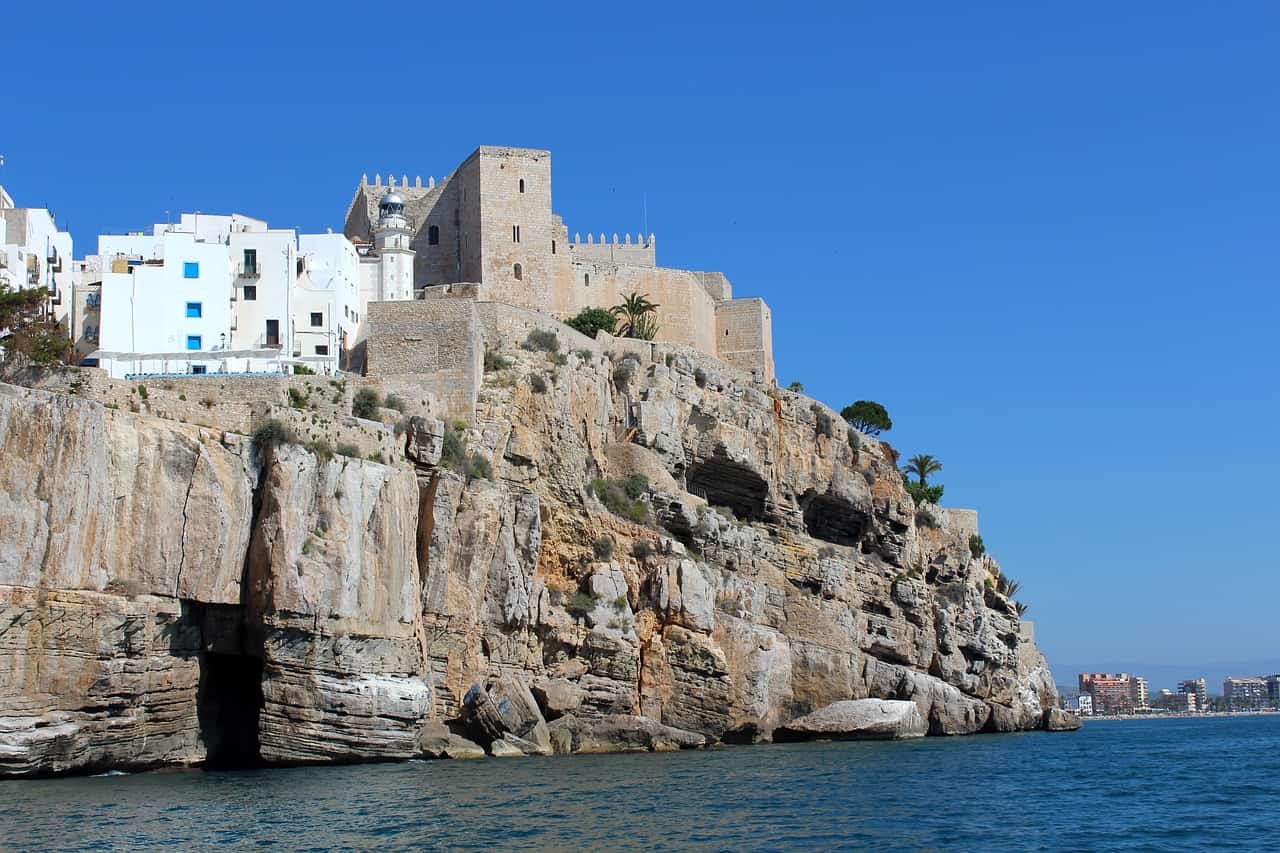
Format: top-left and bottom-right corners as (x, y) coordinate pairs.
(374, 190), (415, 301)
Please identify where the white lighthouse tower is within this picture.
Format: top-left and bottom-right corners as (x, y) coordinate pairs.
(373, 190), (415, 301)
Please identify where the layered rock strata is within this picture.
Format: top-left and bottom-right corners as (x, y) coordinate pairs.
(0, 325), (1074, 776)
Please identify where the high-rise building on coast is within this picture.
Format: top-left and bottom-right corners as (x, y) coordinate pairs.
(1078, 673), (1148, 714)
(1178, 678), (1208, 712)
(1223, 677), (1268, 710)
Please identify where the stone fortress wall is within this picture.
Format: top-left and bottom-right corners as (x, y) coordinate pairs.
(345, 146), (775, 385)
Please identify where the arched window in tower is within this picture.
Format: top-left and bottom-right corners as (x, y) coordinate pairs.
(584, 273), (590, 287)
(519, 179), (525, 193)
(428, 225), (439, 245)
(513, 263), (523, 280)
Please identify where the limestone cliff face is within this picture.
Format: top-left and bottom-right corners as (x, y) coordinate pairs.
(0, 337), (1064, 776)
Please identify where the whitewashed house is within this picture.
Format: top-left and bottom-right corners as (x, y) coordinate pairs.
(296, 233), (360, 374)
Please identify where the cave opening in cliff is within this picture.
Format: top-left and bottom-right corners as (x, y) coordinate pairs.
(801, 490), (869, 547)
(686, 456), (769, 523)
(197, 652), (264, 768)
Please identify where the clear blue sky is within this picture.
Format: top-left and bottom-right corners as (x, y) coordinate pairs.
(6, 3), (1278, 676)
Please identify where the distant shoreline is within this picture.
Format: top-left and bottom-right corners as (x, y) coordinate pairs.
(1084, 710), (1279, 722)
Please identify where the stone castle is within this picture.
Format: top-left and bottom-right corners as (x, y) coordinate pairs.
(343, 146), (775, 385)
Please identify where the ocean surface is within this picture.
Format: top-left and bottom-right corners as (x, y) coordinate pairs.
(4, 715), (1279, 851)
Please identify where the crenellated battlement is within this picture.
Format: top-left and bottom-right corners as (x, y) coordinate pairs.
(360, 173), (439, 189)
(568, 231), (656, 267)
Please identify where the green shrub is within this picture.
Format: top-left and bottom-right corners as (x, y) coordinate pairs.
(523, 329), (560, 353)
(307, 439), (334, 462)
(903, 479), (945, 505)
(441, 429), (467, 472)
(591, 477), (649, 524)
(565, 591), (599, 618)
(288, 387), (309, 409)
(574, 348), (594, 361)
(352, 387), (381, 419)
(693, 368), (707, 388)
(293, 364), (316, 375)
(916, 507), (939, 528)
(252, 419), (293, 460)
(611, 594), (628, 612)
(336, 442), (361, 458)
(847, 429), (861, 460)
(548, 351), (568, 367)
(528, 373), (548, 394)
(566, 307), (617, 338)
(136, 385), (148, 400)
(623, 473), (649, 499)
(612, 360), (636, 386)
(383, 393), (407, 413)
(592, 536), (615, 560)
(787, 381), (804, 392)
(811, 404), (836, 438)
(484, 350), (513, 372)
(367, 452), (385, 464)
(467, 452), (492, 481)
(969, 534), (985, 559)
(452, 420), (469, 432)
(631, 540), (654, 560)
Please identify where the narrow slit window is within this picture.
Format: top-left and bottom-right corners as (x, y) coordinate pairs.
(519, 179), (525, 193)
(513, 263), (522, 280)
(428, 225), (439, 245)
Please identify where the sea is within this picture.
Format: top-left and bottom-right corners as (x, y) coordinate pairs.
(3, 715), (1278, 851)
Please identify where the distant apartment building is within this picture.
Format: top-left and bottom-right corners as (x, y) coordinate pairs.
(1266, 675), (1280, 708)
(1076, 695), (1093, 716)
(1078, 673), (1148, 714)
(1223, 677), (1268, 710)
(1154, 689), (1196, 713)
(1179, 678), (1208, 713)
(89, 213), (366, 377)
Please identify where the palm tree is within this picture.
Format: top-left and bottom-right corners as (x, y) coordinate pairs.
(902, 454), (943, 486)
(612, 292), (660, 340)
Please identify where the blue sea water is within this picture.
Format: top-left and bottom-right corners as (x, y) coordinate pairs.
(3, 716), (1279, 851)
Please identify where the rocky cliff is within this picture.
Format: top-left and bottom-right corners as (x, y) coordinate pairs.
(0, 331), (1071, 776)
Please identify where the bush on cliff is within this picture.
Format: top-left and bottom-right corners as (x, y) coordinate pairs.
(592, 477), (649, 524)
(565, 591), (599, 619)
(566, 307), (617, 339)
(903, 479), (944, 506)
(352, 388), (381, 419)
(484, 350), (513, 372)
(252, 419), (293, 460)
(969, 534), (985, 558)
(841, 400), (893, 436)
(523, 329), (560, 353)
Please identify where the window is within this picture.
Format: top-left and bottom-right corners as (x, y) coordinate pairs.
(428, 225), (439, 245)
(183, 262), (199, 279)
(191, 365), (207, 375)
(265, 319), (279, 347)
(186, 301), (202, 318)
(344, 305), (349, 318)
(551, 239), (556, 255)
(242, 248), (257, 275)
(243, 285), (257, 301)
(512, 225), (521, 243)
(584, 273), (590, 287)
(519, 179), (525, 193)
(186, 335), (202, 351)
(310, 312), (323, 327)
(315, 345), (329, 355)
(513, 263), (522, 280)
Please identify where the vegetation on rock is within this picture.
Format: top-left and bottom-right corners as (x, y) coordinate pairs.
(566, 307), (618, 338)
(841, 400), (893, 435)
(611, 292), (660, 340)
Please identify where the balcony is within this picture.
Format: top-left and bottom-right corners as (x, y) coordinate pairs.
(238, 263), (261, 279)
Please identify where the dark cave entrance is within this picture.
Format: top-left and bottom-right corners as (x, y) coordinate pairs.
(197, 652), (264, 768)
(686, 456), (769, 522)
(800, 490), (870, 547)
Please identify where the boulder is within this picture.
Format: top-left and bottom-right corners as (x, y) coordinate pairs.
(531, 678), (585, 720)
(417, 721), (487, 760)
(488, 739), (525, 757)
(547, 714), (705, 755)
(773, 699), (928, 742)
(461, 674), (552, 753)
(1042, 708), (1083, 731)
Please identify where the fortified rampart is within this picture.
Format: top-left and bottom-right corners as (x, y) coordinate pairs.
(344, 146), (776, 385)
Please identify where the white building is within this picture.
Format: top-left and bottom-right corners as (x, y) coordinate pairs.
(1076, 695), (1093, 716)
(93, 211), (362, 377)
(297, 233), (360, 374)
(357, 190), (416, 302)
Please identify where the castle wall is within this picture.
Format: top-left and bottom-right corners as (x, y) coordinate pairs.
(715, 297), (775, 385)
(567, 234), (656, 267)
(561, 261), (719, 356)
(365, 299), (481, 419)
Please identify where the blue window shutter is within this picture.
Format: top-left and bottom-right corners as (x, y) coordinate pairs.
(184, 262), (199, 279)
(186, 302), (202, 318)
(186, 335), (201, 351)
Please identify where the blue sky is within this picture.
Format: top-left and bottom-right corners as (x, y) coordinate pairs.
(5, 2), (1278, 677)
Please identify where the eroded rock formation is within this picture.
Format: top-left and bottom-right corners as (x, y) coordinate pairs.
(0, 327), (1073, 776)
